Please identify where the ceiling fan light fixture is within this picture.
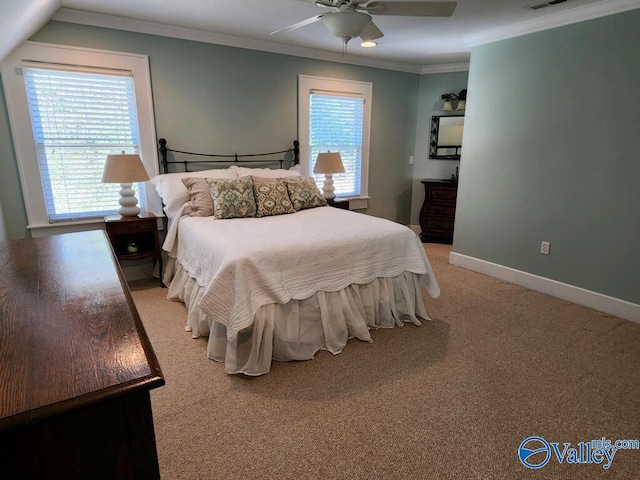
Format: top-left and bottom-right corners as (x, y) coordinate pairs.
(360, 40), (377, 47)
(321, 11), (372, 42)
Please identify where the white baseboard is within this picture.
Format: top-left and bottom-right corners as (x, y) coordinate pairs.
(449, 252), (640, 324)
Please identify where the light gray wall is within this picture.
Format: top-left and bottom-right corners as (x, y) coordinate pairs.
(410, 71), (468, 225)
(454, 10), (640, 304)
(0, 21), (420, 239)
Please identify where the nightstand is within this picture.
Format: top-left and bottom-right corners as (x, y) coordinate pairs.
(104, 212), (163, 286)
(327, 198), (349, 210)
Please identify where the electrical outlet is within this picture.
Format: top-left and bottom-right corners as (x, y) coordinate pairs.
(540, 241), (550, 255)
(409, 155), (414, 165)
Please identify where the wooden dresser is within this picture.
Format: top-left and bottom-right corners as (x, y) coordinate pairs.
(0, 230), (165, 479)
(419, 179), (458, 244)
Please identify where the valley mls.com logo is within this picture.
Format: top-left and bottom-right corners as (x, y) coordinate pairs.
(518, 436), (640, 470)
(518, 436), (552, 469)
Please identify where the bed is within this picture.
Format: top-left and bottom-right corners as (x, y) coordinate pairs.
(153, 139), (440, 375)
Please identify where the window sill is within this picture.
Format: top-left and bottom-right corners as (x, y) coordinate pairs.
(27, 214), (164, 238)
(28, 218), (105, 230)
(27, 219), (106, 239)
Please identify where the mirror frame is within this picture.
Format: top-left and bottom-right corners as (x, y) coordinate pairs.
(429, 114), (464, 160)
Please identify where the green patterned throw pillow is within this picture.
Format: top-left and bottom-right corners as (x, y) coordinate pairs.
(285, 177), (328, 211)
(252, 178), (296, 217)
(206, 176), (256, 219)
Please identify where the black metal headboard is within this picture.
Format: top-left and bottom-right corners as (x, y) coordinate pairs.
(158, 138), (299, 174)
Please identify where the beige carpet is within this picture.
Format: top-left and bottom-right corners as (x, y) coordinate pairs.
(130, 244), (640, 479)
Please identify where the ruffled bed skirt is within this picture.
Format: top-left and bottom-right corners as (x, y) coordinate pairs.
(165, 257), (430, 376)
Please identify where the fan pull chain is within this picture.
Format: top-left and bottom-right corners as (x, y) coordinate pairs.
(342, 37), (350, 56)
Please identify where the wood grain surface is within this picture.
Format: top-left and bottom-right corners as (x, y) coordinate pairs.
(0, 230), (164, 431)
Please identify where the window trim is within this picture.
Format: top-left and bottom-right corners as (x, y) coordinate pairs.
(1, 41), (162, 232)
(298, 74), (372, 206)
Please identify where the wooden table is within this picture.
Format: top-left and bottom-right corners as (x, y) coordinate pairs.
(0, 230), (165, 479)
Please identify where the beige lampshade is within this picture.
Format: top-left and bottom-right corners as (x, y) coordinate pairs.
(102, 154), (150, 183)
(314, 152), (345, 174)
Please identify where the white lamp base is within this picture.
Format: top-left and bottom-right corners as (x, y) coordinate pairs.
(118, 183), (141, 217)
(322, 174), (336, 200)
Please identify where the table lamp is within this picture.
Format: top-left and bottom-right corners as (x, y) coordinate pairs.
(313, 151), (345, 200)
(102, 153), (150, 217)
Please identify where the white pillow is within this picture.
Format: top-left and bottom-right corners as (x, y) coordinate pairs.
(288, 164), (303, 176)
(230, 165), (301, 178)
(150, 168), (238, 217)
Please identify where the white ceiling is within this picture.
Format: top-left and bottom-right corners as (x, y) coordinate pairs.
(53, 0), (640, 72)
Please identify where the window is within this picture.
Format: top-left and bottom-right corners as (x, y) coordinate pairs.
(309, 93), (364, 197)
(298, 75), (372, 206)
(1, 42), (161, 233)
(24, 68), (141, 221)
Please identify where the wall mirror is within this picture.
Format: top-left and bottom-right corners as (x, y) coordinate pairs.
(429, 115), (464, 160)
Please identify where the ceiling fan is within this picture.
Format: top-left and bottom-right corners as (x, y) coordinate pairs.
(271, 1), (458, 47)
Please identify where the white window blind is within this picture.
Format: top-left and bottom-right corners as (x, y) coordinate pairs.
(24, 68), (141, 222)
(309, 93), (364, 198)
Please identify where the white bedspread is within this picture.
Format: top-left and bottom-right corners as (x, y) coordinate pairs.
(166, 207), (440, 341)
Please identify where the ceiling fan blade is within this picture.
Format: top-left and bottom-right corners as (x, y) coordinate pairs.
(296, 0), (374, 8)
(313, 0), (339, 7)
(360, 21), (384, 41)
(365, 1), (457, 17)
(270, 15), (323, 35)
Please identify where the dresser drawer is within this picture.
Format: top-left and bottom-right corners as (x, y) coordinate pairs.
(427, 186), (457, 202)
(107, 218), (156, 235)
(425, 204), (456, 217)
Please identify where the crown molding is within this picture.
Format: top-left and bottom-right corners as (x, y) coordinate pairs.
(43, 2), (640, 77)
(52, 8), (425, 74)
(419, 62), (469, 74)
(465, 0), (640, 47)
